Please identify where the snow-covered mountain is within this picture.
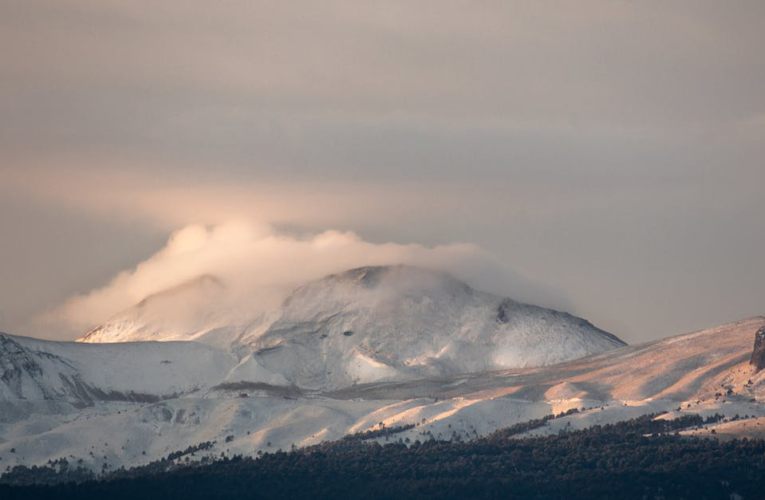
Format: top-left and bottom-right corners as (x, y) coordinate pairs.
(1, 317), (764, 475)
(243, 266), (623, 389)
(71, 266), (624, 390)
(76, 265), (624, 389)
(27, 264), (765, 478)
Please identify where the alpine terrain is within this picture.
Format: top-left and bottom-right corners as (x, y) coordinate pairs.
(1, 265), (764, 481)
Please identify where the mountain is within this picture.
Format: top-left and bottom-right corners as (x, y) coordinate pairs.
(76, 266), (624, 389)
(10, 266), (762, 478)
(1, 317), (763, 475)
(242, 266), (624, 389)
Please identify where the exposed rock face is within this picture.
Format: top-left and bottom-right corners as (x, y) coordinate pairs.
(0, 334), (44, 398)
(750, 326), (765, 372)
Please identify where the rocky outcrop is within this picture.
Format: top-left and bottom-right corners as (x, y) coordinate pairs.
(750, 326), (765, 372)
(0, 334), (45, 398)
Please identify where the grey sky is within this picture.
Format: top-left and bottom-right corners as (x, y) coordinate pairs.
(1, 1), (763, 343)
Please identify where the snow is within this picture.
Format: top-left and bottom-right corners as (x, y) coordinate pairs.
(2, 316), (764, 474)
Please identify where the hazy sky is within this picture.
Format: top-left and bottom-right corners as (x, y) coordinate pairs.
(1, 1), (764, 344)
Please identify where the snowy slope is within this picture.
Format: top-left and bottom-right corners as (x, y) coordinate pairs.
(2, 317), (764, 475)
(0, 332), (236, 415)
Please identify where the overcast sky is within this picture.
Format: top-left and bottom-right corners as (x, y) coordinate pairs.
(1, 1), (764, 344)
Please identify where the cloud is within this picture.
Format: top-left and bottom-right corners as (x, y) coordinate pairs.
(30, 221), (562, 340)
(3, 1), (764, 344)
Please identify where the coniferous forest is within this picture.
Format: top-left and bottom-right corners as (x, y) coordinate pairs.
(2, 413), (765, 499)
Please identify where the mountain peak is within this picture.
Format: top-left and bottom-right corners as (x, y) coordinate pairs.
(78, 274), (231, 344)
(242, 265), (624, 390)
(76, 264), (625, 391)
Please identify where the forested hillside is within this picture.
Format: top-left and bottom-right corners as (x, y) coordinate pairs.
(3, 413), (765, 499)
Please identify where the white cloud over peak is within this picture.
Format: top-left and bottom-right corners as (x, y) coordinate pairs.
(32, 221), (543, 340)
